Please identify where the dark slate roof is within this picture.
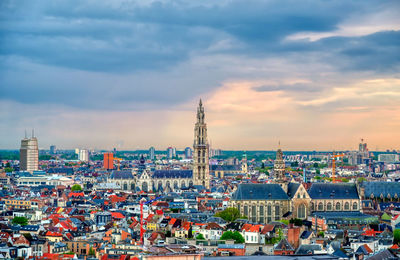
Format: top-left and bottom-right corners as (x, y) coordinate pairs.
(295, 244), (322, 255)
(211, 165), (241, 171)
(47, 168), (74, 175)
(232, 184), (289, 201)
(361, 181), (400, 198)
(110, 170), (133, 179)
(300, 230), (313, 239)
(287, 182), (300, 198)
(275, 238), (295, 251)
(332, 249), (349, 259)
(308, 183), (359, 199)
(152, 170), (192, 179)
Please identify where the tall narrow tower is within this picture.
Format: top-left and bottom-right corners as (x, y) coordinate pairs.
(20, 132), (39, 172)
(193, 99), (210, 189)
(274, 148), (285, 181)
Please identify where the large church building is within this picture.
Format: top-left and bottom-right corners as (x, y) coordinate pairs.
(230, 148), (361, 224)
(107, 100), (210, 192)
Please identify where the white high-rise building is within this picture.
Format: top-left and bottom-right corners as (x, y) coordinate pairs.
(378, 154), (399, 163)
(79, 149), (89, 162)
(20, 134), (39, 172)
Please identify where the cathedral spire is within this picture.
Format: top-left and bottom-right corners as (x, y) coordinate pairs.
(193, 99), (209, 189)
(197, 99), (205, 124)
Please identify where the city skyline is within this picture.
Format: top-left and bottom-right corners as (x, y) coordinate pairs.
(1, 0), (400, 150)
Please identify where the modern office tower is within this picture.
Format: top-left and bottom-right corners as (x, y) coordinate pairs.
(20, 134), (39, 172)
(79, 149), (89, 162)
(103, 152), (114, 170)
(193, 99), (210, 189)
(167, 147), (174, 159)
(149, 147), (155, 160)
(184, 147), (192, 159)
(50, 145), (56, 154)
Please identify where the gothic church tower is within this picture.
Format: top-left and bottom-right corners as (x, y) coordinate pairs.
(274, 145), (288, 192)
(193, 99), (210, 189)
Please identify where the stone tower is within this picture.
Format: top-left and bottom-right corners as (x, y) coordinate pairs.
(193, 99), (210, 189)
(274, 146), (287, 192)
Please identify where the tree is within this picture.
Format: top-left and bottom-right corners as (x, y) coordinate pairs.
(220, 231), (245, 244)
(357, 177), (367, 183)
(215, 207), (242, 222)
(394, 229), (400, 244)
(71, 184), (82, 191)
(88, 247), (95, 256)
(290, 218), (303, 226)
(12, 216), (28, 226)
(196, 233), (205, 240)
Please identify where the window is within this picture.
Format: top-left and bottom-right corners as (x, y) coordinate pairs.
(344, 202), (350, 210)
(252, 205), (257, 222)
(298, 204), (306, 219)
(336, 202), (341, 211)
(353, 202), (358, 210)
(275, 204), (280, 220)
(327, 202), (332, 211)
(244, 205), (248, 217)
(267, 205), (272, 216)
(318, 202), (323, 211)
(259, 206), (264, 216)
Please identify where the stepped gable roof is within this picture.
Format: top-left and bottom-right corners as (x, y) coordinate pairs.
(110, 170), (133, 179)
(308, 183), (359, 199)
(287, 182), (300, 198)
(360, 181), (400, 198)
(152, 170), (192, 179)
(232, 184), (289, 200)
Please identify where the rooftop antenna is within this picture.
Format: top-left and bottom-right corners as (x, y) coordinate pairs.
(24, 129), (27, 138)
(32, 128), (35, 138)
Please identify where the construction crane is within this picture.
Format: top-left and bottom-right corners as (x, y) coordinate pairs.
(113, 158), (123, 170)
(140, 196), (163, 245)
(331, 152), (345, 183)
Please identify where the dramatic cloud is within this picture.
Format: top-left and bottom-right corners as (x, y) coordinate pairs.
(0, 0), (399, 149)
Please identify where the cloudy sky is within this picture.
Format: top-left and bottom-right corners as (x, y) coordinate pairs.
(1, 0), (399, 151)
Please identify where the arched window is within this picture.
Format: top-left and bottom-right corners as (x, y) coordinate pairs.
(335, 202), (341, 211)
(123, 182), (128, 190)
(131, 183), (135, 190)
(353, 202), (358, 210)
(318, 202), (323, 211)
(275, 204), (280, 220)
(327, 202), (332, 211)
(344, 202), (350, 210)
(298, 204), (306, 219)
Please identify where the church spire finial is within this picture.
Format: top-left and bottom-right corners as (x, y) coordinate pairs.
(199, 99), (202, 107)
